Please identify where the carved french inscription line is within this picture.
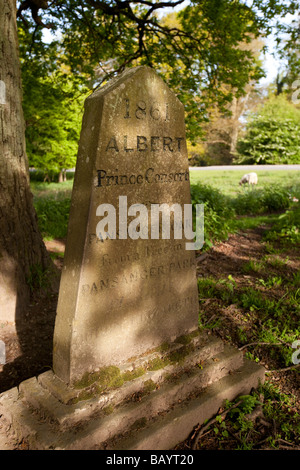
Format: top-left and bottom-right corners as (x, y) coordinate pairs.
(81, 257), (196, 296)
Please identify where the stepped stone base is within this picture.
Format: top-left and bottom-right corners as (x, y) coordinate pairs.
(0, 331), (265, 450)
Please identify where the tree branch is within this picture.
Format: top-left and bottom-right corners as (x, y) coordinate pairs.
(17, 0), (54, 28)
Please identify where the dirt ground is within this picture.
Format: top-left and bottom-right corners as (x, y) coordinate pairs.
(195, 227), (300, 401)
(0, 228), (299, 450)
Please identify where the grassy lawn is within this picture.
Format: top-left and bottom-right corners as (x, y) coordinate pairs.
(30, 168), (300, 241)
(31, 169), (300, 199)
(30, 180), (74, 201)
(190, 168), (300, 198)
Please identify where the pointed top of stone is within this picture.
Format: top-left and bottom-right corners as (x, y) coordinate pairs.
(90, 66), (183, 107)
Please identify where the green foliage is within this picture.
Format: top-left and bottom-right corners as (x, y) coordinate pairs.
(17, 0), (295, 143)
(197, 276), (239, 308)
(191, 183), (233, 216)
(169, 0), (266, 140)
(262, 185), (292, 211)
(190, 183), (235, 247)
(262, 383), (300, 446)
(264, 205), (300, 244)
(23, 72), (86, 177)
(242, 259), (264, 274)
(231, 185), (291, 215)
(19, 24), (88, 179)
(237, 95), (300, 164)
(33, 197), (71, 240)
(238, 288), (266, 311)
(228, 395), (262, 419)
(199, 385), (300, 450)
(191, 180), (294, 249)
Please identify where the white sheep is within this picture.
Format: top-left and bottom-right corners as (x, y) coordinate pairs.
(239, 172), (258, 186)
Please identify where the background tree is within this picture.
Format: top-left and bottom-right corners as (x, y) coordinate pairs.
(187, 34), (266, 165)
(19, 23), (88, 182)
(0, 0), (53, 323)
(17, 0), (297, 140)
(272, 9), (300, 97)
(237, 94), (300, 164)
(23, 71), (86, 182)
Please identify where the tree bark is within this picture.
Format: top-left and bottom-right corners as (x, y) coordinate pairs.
(0, 0), (54, 323)
(58, 169), (67, 183)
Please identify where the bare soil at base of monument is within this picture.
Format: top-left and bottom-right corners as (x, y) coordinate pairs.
(0, 228), (299, 450)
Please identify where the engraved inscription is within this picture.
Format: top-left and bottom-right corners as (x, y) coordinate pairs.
(81, 257), (196, 296)
(145, 295), (198, 321)
(104, 135), (184, 153)
(124, 99), (170, 122)
(96, 167), (189, 187)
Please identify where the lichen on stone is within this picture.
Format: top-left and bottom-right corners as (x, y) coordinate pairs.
(74, 365), (123, 391)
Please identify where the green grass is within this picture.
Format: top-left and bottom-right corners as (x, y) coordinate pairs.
(232, 214), (278, 231)
(189, 169), (300, 249)
(31, 180), (74, 200)
(31, 169), (300, 199)
(197, 213), (300, 449)
(30, 169), (300, 245)
(196, 384), (300, 450)
(30, 179), (73, 240)
(264, 205), (300, 245)
(189, 169), (300, 198)
(197, 260), (300, 449)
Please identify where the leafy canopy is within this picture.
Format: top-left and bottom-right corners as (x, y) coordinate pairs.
(17, 0), (298, 142)
(19, 23), (88, 176)
(23, 72), (86, 176)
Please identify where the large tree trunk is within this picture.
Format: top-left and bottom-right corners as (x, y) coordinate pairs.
(0, 0), (54, 323)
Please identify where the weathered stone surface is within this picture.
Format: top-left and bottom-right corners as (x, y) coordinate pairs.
(20, 331), (226, 429)
(0, 351), (265, 450)
(43, 332), (224, 404)
(105, 360), (266, 451)
(53, 66), (199, 385)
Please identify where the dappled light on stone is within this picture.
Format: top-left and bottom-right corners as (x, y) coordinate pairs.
(53, 66), (199, 385)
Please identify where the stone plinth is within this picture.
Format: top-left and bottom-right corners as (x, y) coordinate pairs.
(0, 330), (265, 450)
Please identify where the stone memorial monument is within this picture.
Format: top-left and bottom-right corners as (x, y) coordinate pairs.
(53, 65), (199, 384)
(0, 67), (264, 450)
